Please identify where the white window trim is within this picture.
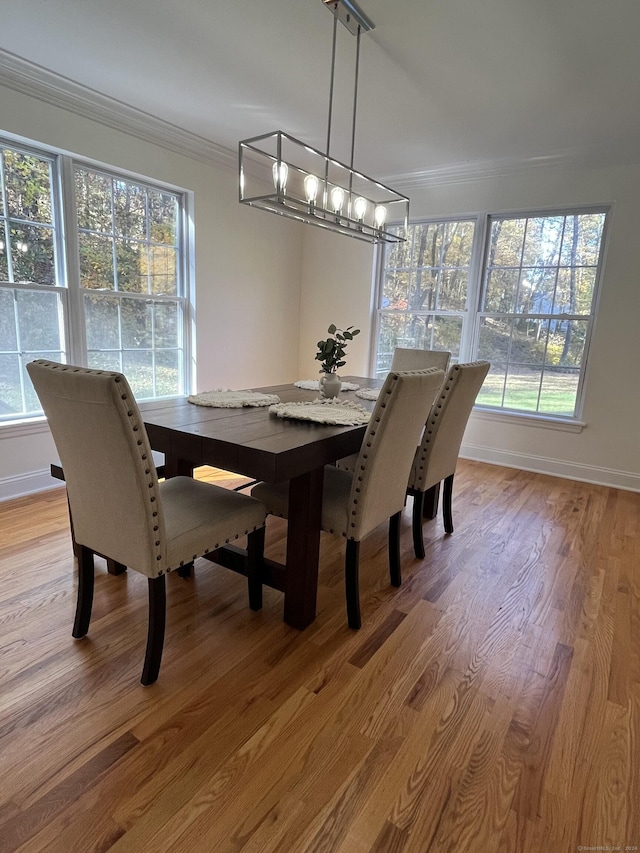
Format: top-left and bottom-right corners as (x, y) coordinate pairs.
(471, 406), (585, 433)
(372, 205), (609, 429)
(0, 134), (194, 430)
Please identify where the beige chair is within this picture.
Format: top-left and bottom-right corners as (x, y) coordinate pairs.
(27, 360), (267, 685)
(408, 361), (490, 558)
(336, 349), (451, 476)
(391, 347), (451, 373)
(252, 368), (444, 628)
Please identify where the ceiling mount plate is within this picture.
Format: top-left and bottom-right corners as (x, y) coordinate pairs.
(322, 0), (375, 34)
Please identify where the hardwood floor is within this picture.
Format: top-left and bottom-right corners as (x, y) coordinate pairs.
(0, 461), (638, 853)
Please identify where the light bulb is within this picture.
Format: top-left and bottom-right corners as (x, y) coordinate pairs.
(0, 241), (4, 253)
(330, 186), (344, 215)
(304, 174), (319, 205)
(17, 241), (29, 253)
(374, 204), (387, 229)
(272, 160), (288, 194)
(353, 196), (367, 221)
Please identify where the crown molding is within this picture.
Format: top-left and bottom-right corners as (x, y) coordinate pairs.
(3, 49), (635, 193)
(382, 143), (640, 192)
(381, 152), (586, 192)
(0, 50), (236, 170)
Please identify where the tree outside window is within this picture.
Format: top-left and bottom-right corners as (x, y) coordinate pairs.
(375, 209), (608, 419)
(0, 139), (188, 422)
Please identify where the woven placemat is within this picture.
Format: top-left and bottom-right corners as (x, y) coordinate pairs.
(269, 398), (371, 425)
(355, 387), (380, 401)
(188, 389), (281, 408)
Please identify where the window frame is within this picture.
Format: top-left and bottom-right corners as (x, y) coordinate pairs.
(0, 134), (193, 426)
(372, 204), (610, 425)
(371, 215), (484, 375)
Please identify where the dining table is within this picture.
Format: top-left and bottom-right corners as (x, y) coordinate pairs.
(140, 376), (384, 630)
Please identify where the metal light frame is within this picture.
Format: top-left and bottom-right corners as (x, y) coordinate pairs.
(238, 0), (409, 244)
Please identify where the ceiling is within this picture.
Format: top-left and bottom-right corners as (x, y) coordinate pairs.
(2, 0), (639, 187)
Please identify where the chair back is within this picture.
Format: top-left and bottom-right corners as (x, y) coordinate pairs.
(348, 368), (444, 540)
(391, 348), (451, 373)
(27, 360), (165, 577)
(409, 361), (490, 491)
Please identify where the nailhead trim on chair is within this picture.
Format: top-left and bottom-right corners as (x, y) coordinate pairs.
(44, 356), (269, 575)
(413, 361), (488, 482)
(348, 371), (401, 537)
(115, 372), (168, 574)
(414, 364), (459, 474)
(258, 370), (436, 544)
(165, 522), (265, 573)
(38, 362), (169, 577)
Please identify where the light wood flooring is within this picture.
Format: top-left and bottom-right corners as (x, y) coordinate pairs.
(0, 461), (638, 853)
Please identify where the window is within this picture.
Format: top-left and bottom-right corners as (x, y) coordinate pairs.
(375, 209), (608, 420)
(376, 219), (476, 373)
(0, 139), (189, 423)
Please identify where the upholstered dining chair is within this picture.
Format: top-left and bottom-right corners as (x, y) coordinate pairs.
(336, 349), (451, 477)
(408, 360), (490, 558)
(27, 360), (267, 685)
(252, 368), (444, 629)
(390, 347), (451, 373)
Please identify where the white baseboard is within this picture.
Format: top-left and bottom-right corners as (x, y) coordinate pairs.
(461, 442), (640, 492)
(0, 468), (61, 503)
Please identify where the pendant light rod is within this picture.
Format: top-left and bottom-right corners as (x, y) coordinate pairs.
(325, 8), (339, 164)
(349, 24), (361, 173)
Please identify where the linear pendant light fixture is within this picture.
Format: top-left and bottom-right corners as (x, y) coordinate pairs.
(238, 0), (409, 243)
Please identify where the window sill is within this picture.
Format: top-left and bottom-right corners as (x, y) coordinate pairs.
(471, 406), (585, 433)
(0, 417), (50, 440)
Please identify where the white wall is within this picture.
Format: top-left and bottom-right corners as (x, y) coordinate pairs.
(3, 81), (640, 499)
(0, 82), (303, 500)
(298, 161), (640, 491)
(297, 227), (375, 379)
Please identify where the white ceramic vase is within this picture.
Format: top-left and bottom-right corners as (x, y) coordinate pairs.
(319, 372), (342, 398)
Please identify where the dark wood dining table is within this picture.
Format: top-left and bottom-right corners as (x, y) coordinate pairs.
(141, 376), (383, 630)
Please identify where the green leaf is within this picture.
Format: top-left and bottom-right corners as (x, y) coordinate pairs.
(327, 324), (337, 334)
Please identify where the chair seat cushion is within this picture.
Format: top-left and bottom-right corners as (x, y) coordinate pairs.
(252, 465), (355, 539)
(161, 477), (266, 569)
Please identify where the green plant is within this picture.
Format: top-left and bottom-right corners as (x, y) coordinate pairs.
(315, 324), (360, 374)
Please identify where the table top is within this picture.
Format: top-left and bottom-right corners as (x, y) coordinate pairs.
(141, 376), (383, 483)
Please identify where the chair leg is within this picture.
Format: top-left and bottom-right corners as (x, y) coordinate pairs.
(345, 539), (361, 629)
(72, 545), (95, 638)
(389, 511), (402, 586)
(177, 562), (193, 578)
(107, 559), (127, 576)
(443, 474), (454, 534)
(412, 491), (426, 559)
(141, 575), (166, 686)
(247, 526), (265, 611)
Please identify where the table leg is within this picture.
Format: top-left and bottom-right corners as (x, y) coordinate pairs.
(163, 456), (195, 479)
(283, 467), (324, 630)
